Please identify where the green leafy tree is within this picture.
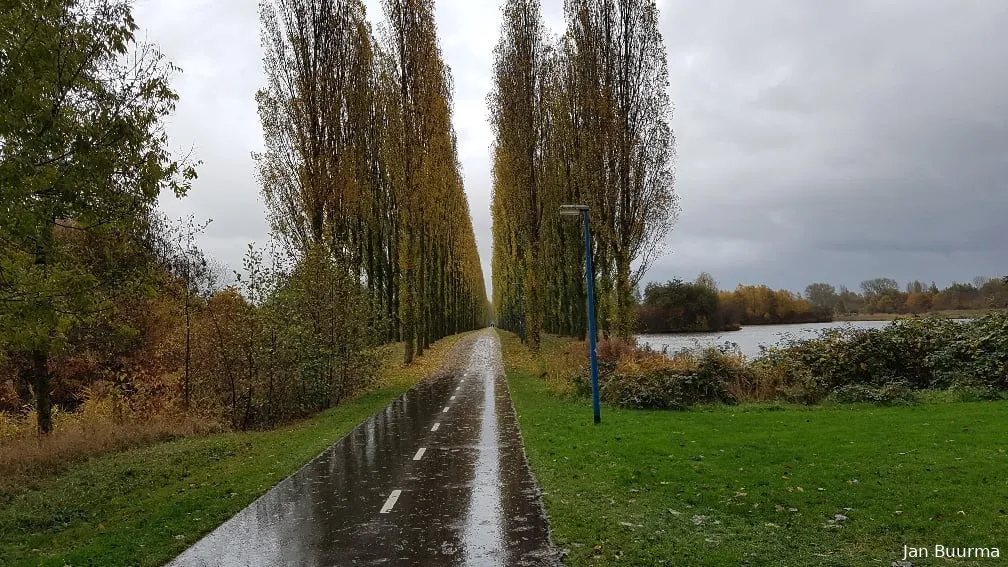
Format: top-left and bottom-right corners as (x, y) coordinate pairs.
(804, 282), (838, 313)
(637, 280), (719, 333)
(0, 0), (196, 433)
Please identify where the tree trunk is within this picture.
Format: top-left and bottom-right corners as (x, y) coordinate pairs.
(184, 288), (191, 409)
(417, 230), (429, 355)
(615, 257), (634, 340)
(14, 362), (32, 407)
(523, 249), (541, 352)
(26, 351), (52, 435)
(268, 327), (276, 425)
(401, 235), (415, 365)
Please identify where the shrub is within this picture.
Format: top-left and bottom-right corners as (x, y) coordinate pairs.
(596, 337), (640, 362)
(754, 313), (1008, 403)
(779, 371), (828, 405)
(930, 312), (1008, 389)
(762, 318), (984, 393)
(556, 312), (1008, 409)
(694, 345), (748, 398)
(568, 341), (737, 409)
(600, 367), (735, 410)
(946, 379), (1003, 402)
(826, 381), (915, 406)
(602, 368), (688, 409)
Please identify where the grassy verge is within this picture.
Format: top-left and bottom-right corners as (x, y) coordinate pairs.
(0, 330), (476, 567)
(499, 330), (1008, 566)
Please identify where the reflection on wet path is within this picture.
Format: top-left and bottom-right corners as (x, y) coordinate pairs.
(463, 337), (504, 566)
(168, 330), (556, 566)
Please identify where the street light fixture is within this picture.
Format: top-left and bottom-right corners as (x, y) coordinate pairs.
(559, 204), (601, 424)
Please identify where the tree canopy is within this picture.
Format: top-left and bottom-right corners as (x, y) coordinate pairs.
(256, 0), (488, 364)
(0, 0), (196, 433)
(491, 0), (678, 344)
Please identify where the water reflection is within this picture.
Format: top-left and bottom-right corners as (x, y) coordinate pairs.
(463, 338), (505, 566)
(639, 320), (901, 359)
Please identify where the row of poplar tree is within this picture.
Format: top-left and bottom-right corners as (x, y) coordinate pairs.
(257, 0), (488, 364)
(0, 0), (486, 434)
(490, 0), (678, 349)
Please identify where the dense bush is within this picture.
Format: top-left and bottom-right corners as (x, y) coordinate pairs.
(764, 314), (1008, 399)
(826, 382), (915, 406)
(555, 312), (1008, 409)
(930, 313), (1008, 390)
(566, 341), (736, 409)
(1, 245), (385, 434)
(183, 246), (384, 429)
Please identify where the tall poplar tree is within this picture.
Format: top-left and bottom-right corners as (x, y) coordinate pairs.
(490, 0), (548, 350)
(257, 0), (487, 365)
(596, 0), (678, 338)
(491, 0), (677, 342)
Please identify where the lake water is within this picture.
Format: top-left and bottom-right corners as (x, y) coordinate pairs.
(637, 321), (896, 359)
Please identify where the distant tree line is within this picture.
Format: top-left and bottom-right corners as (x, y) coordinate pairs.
(638, 273), (830, 333)
(490, 0), (678, 349)
(636, 272), (1008, 334)
(805, 276), (1008, 315)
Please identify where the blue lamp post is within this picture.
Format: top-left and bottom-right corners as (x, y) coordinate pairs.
(560, 204), (601, 424)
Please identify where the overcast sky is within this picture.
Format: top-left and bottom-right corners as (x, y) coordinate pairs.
(136, 0), (1008, 296)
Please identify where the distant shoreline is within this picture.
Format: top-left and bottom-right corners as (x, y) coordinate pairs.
(833, 308), (1003, 321)
(636, 308), (1006, 336)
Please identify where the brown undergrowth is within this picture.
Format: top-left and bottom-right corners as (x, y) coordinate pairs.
(544, 336), (785, 407)
(0, 390), (221, 489)
(0, 330), (480, 489)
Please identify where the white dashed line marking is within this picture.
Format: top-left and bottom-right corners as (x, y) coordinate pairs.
(380, 490), (402, 514)
(442, 406), (450, 413)
(431, 422), (440, 432)
(413, 447), (426, 461)
(450, 395), (456, 401)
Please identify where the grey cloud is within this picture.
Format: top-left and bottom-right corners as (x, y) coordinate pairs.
(657, 0), (1008, 292)
(137, 0), (268, 273)
(135, 1), (1008, 300)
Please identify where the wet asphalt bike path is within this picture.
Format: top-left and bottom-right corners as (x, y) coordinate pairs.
(169, 330), (557, 566)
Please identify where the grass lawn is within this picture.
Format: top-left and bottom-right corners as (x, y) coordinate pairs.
(0, 331), (475, 567)
(500, 331), (1008, 566)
